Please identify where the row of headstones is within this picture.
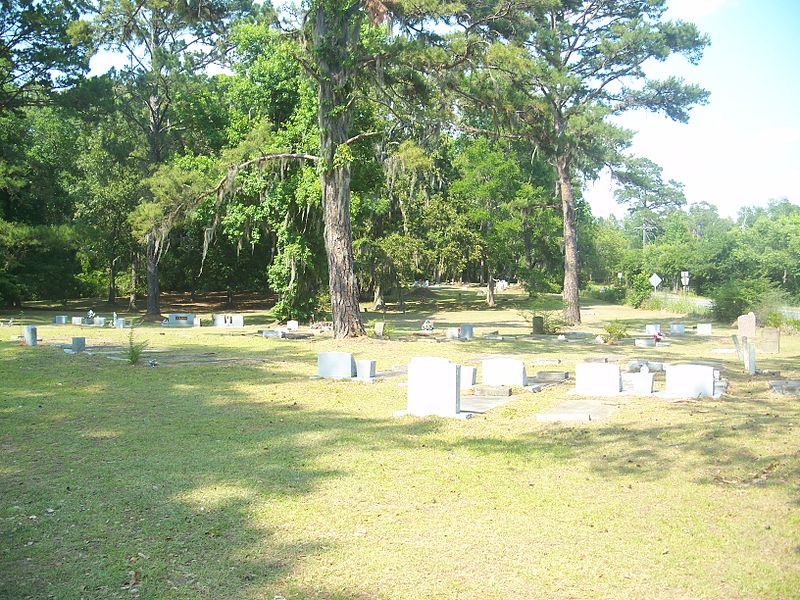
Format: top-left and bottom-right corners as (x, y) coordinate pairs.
(643, 323), (712, 336)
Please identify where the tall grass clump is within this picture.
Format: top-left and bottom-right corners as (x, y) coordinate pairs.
(125, 329), (149, 365)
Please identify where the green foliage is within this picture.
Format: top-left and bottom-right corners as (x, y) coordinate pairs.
(626, 273), (653, 309)
(584, 285), (626, 304)
(124, 329), (149, 365)
(710, 278), (777, 323)
(603, 321), (628, 344)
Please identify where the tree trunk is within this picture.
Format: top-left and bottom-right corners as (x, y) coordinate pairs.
(313, 5), (365, 338)
(373, 282), (385, 311)
(486, 274), (496, 307)
(145, 234), (160, 317)
(557, 155), (581, 325)
(128, 252), (138, 311)
(226, 288), (234, 308)
(108, 257), (118, 304)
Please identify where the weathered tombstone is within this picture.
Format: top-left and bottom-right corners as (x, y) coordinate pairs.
(355, 359), (377, 382)
(22, 325), (37, 347)
(317, 352), (356, 379)
(374, 321), (386, 337)
(737, 311), (757, 340)
(446, 327), (461, 340)
(669, 323), (685, 335)
(459, 324), (474, 340)
(460, 365), (477, 388)
(665, 364), (715, 397)
(72, 337), (85, 352)
(696, 323), (713, 335)
(286, 320), (299, 331)
(761, 327), (780, 353)
(645, 324), (661, 335)
(575, 363), (621, 396)
(71, 317), (83, 325)
(407, 357), (462, 417)
(532, 316), (544, 334)
(163, 313), (195, 327)
(481, 358), (527, 386)
(53, 315), (68, 325)
(635, 338), (656, 348)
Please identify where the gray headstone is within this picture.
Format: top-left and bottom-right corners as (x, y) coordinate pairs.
(53, 315), (68, 325)
(22, 325), (37, 347)
(731, 334), (742, 359)
(761, 327), (780, 353)
(669, 323), (685, 335)
(575, 363), (621, 396)
(532, 316), (544, 334)
(407, 357), (461, 417)
(163, 313), (196, 327)
(72, 337), (85, 352)
(459, 324), (474, 340)
(317, 352), (356, 379)
(481, 357), (527, 386)
(746, 343), (756, 376)
(115, 318), (125, 329)
(665, 364), (715, 397)
(737, 312), (757, 340)
(355, 359), (377, 381)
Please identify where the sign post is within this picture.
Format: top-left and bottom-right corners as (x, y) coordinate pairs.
(680, 271), (690, 298)
(649, 273), (662, 294)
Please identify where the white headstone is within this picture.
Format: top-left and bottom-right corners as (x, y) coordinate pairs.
(317, 352), (356, 379)
(481, 358), (527, 386)
(71, 317), (83, 325)
(374, 321), (385, 337)
(94, 317), (106, 327)
(460, 366), (477, 388)
(745, 343), (756, 376)
(669, 323), (685, 335)
(645, 323), (661, 335)
(696, 323), (713, 335)
(407, 357), (461, 417)
(665, 364), (715, 397)
(213, 314), (244, 327)
(355, 359), (376, 381)
(630, 372), (654, 395)
(446, 327), (461, 340)
(286, 320), (299, 331)
(575, 363), (621, 396)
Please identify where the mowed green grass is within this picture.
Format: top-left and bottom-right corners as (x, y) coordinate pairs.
(2, 288), (799, 599)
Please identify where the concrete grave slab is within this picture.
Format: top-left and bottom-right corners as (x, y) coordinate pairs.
(317, 352), (356, 379)
(575, 363), (621, 396)
(536, 400), (618, 423)
(534, 371), (569, 382)
(472, 384), (512, 397)
(635, 338), (656, 348)
(533, 357), (561, 366)
(768, 380), (800, 396)
(481, 357), (527, 386)
(460, 394), (515, 413)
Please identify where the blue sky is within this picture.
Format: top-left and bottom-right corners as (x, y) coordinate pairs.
(586, 0), (800, 219)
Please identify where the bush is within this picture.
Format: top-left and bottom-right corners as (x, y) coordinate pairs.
(625, 273), (653, 308)
(584, 285), (625, 304)
(710, 278), (784, 323)
(125, 329), (149, 365)
(603, 321), (628, 344)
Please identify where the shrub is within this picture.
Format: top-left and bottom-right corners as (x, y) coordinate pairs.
(625, 273), (653, 308)
(603, 321), (628, 344)
(710, 278), (784, 323)
(125, 329), (149, 365)
(584, 285), (625, 304)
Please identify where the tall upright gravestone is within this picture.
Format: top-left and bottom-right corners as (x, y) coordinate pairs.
(737, 312), (757, 340)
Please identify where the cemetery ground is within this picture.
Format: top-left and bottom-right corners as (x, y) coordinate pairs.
(1, 287), (799, 599)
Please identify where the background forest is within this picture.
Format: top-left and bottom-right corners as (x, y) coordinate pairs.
(2, 0), (798, 330)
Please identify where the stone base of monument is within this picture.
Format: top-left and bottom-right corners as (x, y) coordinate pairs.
(768, 380), (800, 396)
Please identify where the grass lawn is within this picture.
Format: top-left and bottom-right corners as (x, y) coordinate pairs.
(2, 287), (799, 599)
